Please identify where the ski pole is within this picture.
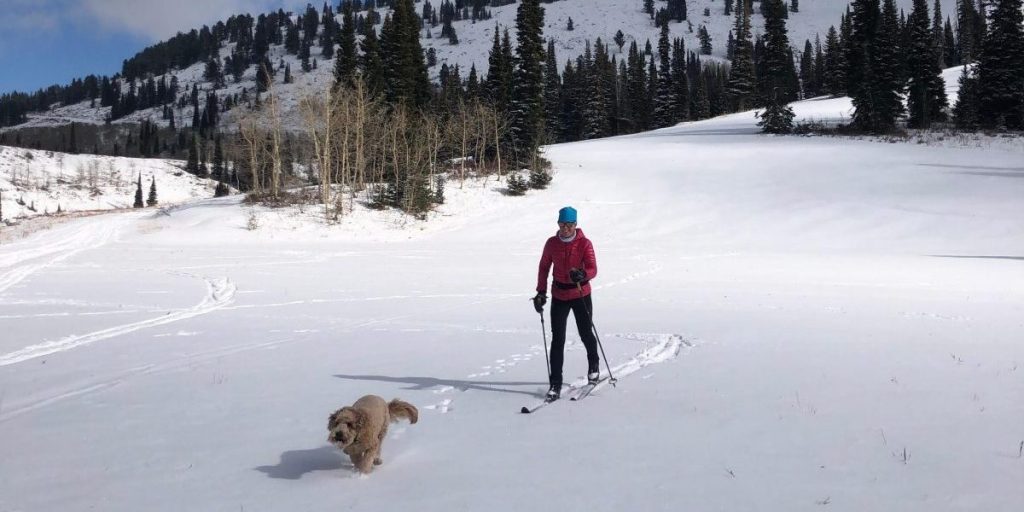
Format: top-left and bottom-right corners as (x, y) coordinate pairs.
(532, 297), (551, 380)
(540, 310), (551, 380)
(577, 282), (617, 386)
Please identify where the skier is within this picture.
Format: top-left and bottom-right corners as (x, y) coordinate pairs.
(533, 206), (599, 401)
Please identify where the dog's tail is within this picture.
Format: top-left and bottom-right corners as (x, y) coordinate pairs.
(388, 399), (419, 424)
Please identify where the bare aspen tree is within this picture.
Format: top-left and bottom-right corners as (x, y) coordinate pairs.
(458, 100), (471, 186)
(422, 110), (444, 191)
(263, 70), (284, 200)
(351, 79), (370, 198)
(492, 108), (510, 178)
(299, 89), (338, 219)
(473, 100), (490, 176)
(237, 113), (264, 196)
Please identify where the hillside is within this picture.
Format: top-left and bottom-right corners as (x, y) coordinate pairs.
(0, 145), (220, 226)
(3, 0), (960, 133)
(0, 64), (986, 230)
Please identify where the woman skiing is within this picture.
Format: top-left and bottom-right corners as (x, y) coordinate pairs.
(533, 206), (599, 401)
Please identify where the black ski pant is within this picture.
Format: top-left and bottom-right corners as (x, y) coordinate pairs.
(549, 294), (599, 388)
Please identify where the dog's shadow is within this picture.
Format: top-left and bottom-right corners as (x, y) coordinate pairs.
(254, 445), (352, 479)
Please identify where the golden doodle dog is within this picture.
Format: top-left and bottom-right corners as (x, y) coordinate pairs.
(327, 395), (418, 474)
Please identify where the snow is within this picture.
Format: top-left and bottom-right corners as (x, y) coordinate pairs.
(2, 82), (1022, 511)
(0, 145), (221, 226)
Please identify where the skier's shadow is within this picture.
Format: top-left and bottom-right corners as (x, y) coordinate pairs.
(254, 445), (349, 480)
(332, 374), (546, 397)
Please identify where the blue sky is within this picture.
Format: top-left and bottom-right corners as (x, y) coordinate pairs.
(1, 0), (309, 95)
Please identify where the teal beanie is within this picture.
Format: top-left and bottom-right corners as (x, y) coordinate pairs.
(558, 206), (577, 223)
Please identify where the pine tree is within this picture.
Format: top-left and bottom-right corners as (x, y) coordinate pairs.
(134, 174), (145, 208)
(667, 0), (688, 22)
(361, 27), (386, 95)
(581, 42), (610, 138)
(334, 3), (358, 88)
(952, 65), (981, 128)
(800, 39), (815, 98)
(977, 0), (1024, 129)
(691, 70), (712, 119)
(466, 64), (481, 99)
(848, 0), (904, 132)
(932, 0), (945, 67)
(285, 22), (301, 54)
(68, 123), (78, 154)
(592, 39), (615, 136)
(647, 53), (659, 126)
(213, 135), (225, 181)
(792, 0), (800, 13)
(653, 23), (676, 127)
(956, 0), (982, 64)
(944, 18), (957, 67)
(529, 167), (552, 189)
(485, 28), (512, 112)
(559, 59), (581, 140)
(544, 40), (562, 141)
(726, 0), (756, 110)
(506, 172), (529, 195)
(320, 4), (336, 59)
(379, 1), (431, 107)
(759, 0), (797, 105)
(671, 38), (690, 121)
(822, 26), (845, 94)
(906, 0), (949, 128)
(813, 35), (825, 96)
(698, 25), (713, 54)
(625, 41), (648, 132)
(876, 0), (907, 127)
(758, 96), (796, 133)
(186, 135), (200, 175)
(147, 177), (158, 207)
(510, 0), (546, 154)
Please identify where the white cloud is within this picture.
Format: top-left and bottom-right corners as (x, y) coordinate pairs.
(80, 0), (310, 41)
(4, 0), (310, 43)
(7, 0), (61, 33)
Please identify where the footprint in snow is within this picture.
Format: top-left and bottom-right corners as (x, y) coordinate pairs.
(424, 399), (452, 413)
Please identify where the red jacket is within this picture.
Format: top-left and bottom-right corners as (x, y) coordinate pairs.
(537, 228), (597, 301)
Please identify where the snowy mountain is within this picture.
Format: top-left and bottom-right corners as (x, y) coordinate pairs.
(1, 68), (1021, 511)
(4, 0), (961, 133)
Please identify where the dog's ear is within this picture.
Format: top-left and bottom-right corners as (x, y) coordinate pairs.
(327, 408), (346, 431)
(338, 407), (365, 429)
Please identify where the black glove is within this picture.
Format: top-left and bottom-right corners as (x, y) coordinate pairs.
(533, 292), (547, 313)
(569, 268), (586, 284)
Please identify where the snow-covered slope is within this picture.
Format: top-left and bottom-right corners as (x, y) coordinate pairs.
(0, 145), (219, 223)
(0, 83), (1020, 511)
(6, 0), (961, 132)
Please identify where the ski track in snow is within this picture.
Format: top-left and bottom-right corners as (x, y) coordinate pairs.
(437, 333), (693, 414)
(0, 334), (301, 422)
(0, 216), (127, 294)
(0, 276), (236, 367)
